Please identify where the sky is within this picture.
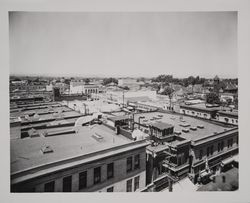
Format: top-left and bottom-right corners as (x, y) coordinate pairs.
(9, 12), (237, 78)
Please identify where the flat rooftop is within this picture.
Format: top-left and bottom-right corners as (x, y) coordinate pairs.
(180, 103), (220, 112)
(10, 105), (74, 118)
(108, 115), (131, 122)
(134, 112), (235, 142)
(11, 124), (132, 174)
(10, 106), (82, 124)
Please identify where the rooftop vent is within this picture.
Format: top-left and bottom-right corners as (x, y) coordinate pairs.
(190, 126), (197, 131)
(180, 123), (190, 127)
(92, 133), (104, 141)
(182, 128), (189, 133)
(174, 131), (182, 135)
(197, 125), (204, 129)
(28, 128), (39, 138)
(41, 145), (53, 154)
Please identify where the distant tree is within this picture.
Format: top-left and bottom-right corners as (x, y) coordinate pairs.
(161, 86), (175, 110)
(151, 83), (161, 92)
(206, 92), (220, 104)
(152, 75), (173, 83)
(85, 78), (90, 84)
(140, 77), (146, 82)
(64, 79), (71, 85)
(102, 78), (118, 86)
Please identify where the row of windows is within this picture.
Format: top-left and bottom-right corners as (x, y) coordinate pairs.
(44, 162), (114, 192)
(199, 145), (214, 160)
(224, 117), (238, 124)
(182, 110), (208, 118)
(49, 176), (141, 193)
(43, 154), (141, 192)
(199, 138), (236, 160)
(105, 176), (140, 192)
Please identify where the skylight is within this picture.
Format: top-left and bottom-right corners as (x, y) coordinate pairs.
(41, 145), (53, 154)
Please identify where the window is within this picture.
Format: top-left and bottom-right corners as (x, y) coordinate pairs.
(44, 181), (55, 192)
(199, 149), (203, 160)
(218, 143), (221, 152)
(178, 156), (182, 165)
(79, 171), (87, 190)
(107, 186), (114, 192)
(221, 141), (224, 151)
(206, 147), (210, 157)
(127, 157), (133, 172)
(63, 176), (72, 192)
(94, 167), (101, 184)
(206, 145), (213, 157)
(210, 145), (214, 155)
(134, 176), (140, 191)
(228, 138), (233, 148)
(218, 141), (224, 152)
(126, 179), (132, 192)
(107, 163), (114, 179)
(134, 154), (140, 170)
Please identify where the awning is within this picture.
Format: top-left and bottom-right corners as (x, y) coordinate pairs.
(221, 156), (236, 166)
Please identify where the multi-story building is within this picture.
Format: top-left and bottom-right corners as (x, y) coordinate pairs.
(70, 82), (99, 95)
(10, 103), (148, 192)
(179, 102), (238, 126)
(216, 110), (238, 125)
(133, 111), (238, 190)
(179, 103), (218, 120)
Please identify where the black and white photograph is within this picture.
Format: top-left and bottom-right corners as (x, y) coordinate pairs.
(8, 11), (240, 193)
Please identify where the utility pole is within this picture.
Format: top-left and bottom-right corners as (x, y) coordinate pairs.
(122, 90), (125, 108)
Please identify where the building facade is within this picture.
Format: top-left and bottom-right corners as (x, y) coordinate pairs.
(11, 141), (147, 192)
(70, 82), (99, 95)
